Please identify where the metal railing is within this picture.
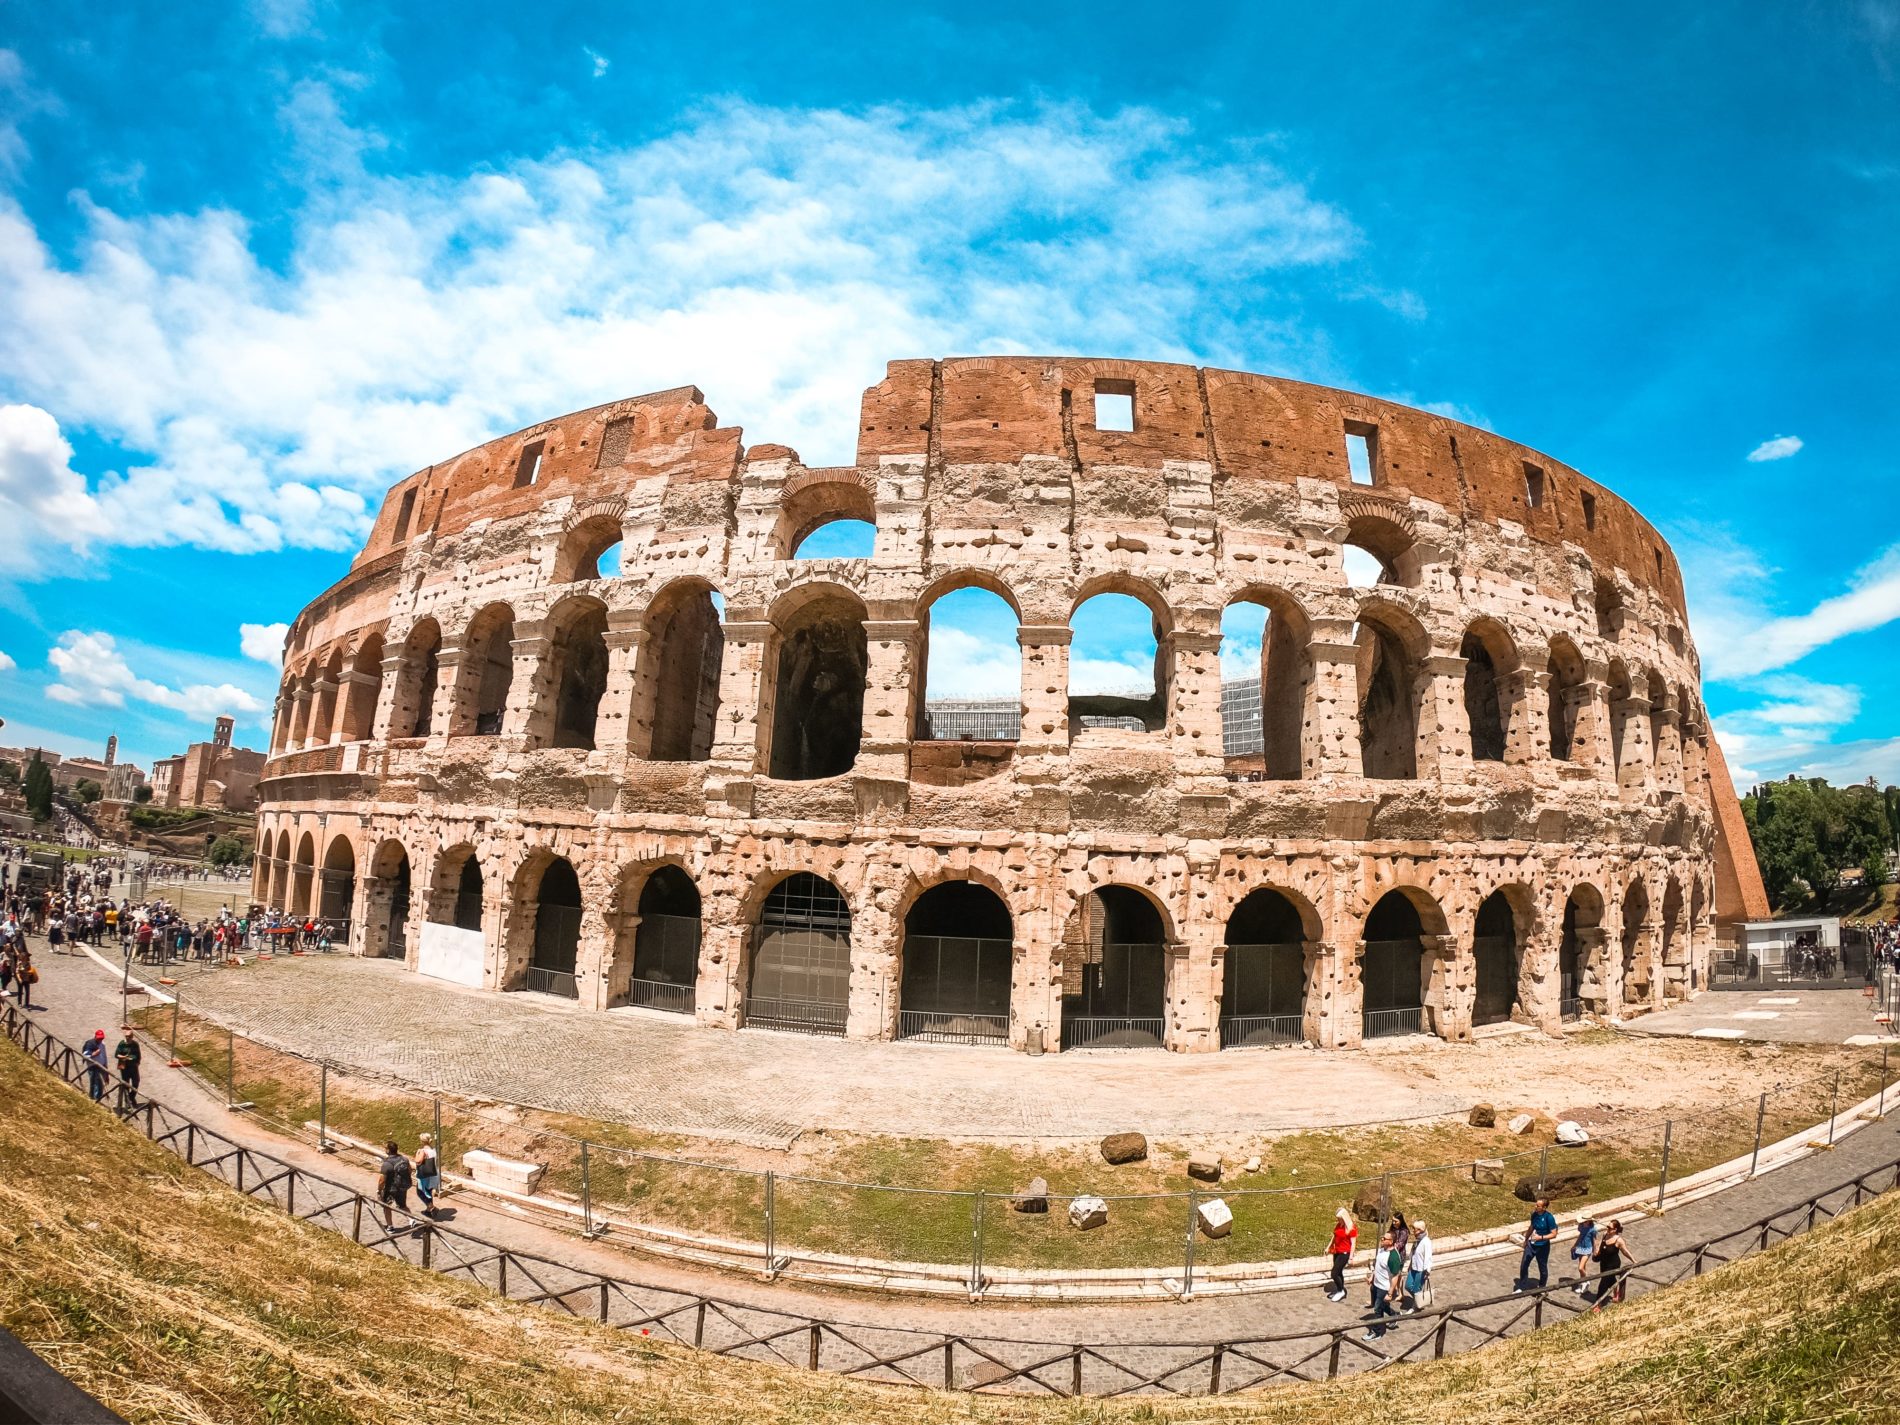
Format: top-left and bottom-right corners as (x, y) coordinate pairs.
(1364, 1006), (1425, 1039)
(7, 1002), (1898, 1399)
(626, 978), (695, 1015)
(897, 1009), (1009, 1046)
(1061, 1016), (1166, 1050)
(523, 966), (579, 999)
(1220, 1014), (1304, 1048)
(744, 995), (848, 1037)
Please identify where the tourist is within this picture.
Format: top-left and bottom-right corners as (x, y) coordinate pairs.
(1514, 1196), (1558, 1292)
(81, 1029), (109, 1102)
(1326, 1207), (1357, 1302)
(15, 951), (36, 1011)
(1571, 1216), (1599, 1295)
(1360, 1228), (1403, 1340)
(414, 1132), (440, 1218)
(1389, 1207), (1411, 1260)
(114, 1026), (142, 1109)
(1590, 1220), (1635, 1307)
(1403, 1219), (1433, 1312)
(377, 1140), (414, 1232)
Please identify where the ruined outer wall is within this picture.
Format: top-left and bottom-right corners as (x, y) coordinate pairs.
(255, 355), (1765, 1053)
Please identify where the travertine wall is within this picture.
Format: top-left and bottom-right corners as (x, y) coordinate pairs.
(253, 356), (1764, 1052)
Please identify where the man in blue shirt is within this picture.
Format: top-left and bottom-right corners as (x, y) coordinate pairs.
(1515, 1197), (1558, 1292)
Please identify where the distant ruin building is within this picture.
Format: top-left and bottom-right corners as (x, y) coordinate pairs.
(255, 357), (1768, 1052)
(152, 716), (265, 813)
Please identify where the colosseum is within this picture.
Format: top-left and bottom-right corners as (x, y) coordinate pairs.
(254, 356), (1768, 1054)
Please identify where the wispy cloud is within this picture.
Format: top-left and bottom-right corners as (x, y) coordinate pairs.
(0, 649), (14, 672)
(1745, 433), (1803, 462)
(1684, 530), (1900, 681)
(239, 622), (289, 665)
(45, 630), (267, 720)
(585, 47), (610, 78)
(0, 97), (1367, 574)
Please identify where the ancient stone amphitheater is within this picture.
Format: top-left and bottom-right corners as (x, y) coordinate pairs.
(255, 357), (1766, 1054)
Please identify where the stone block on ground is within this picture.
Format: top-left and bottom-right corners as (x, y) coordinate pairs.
(1100, 1132), (1148, 1165)
(1196, 1197), (1233, 1239)
(1507, 1112), (1536, 1135)
(1243, 1156), (1262, 1174)
(1472, 1158), (1507, 1186)
(1013, 1176), (1049, 1214)
(1351, 1184), (1386, 1222)
(1514, 1171), (1590, 1202)
(1187, 1154), (1222, 1183)
(461, 1149), (546, 1195)
(1468, 1102), (1496, 1128)
(1069, 1195), (1109, 1231)
(1555, 1120), (1590, 1147)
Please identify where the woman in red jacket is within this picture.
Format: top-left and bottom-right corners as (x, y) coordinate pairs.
(1327, 1207), (1357, 1302)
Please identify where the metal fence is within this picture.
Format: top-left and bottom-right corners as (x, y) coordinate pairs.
(8, 1002), (1899, 1399)
(898, 1009), (1009, 1046)
(1364, 1006), (1425, 1039)
(626, 978), (695, 1015)
(1061, 1016), (1166, 1050)
(524, 966), (579, 999)
(1220, 1014), (1304, 1048)
(744, 995), (848, 1036)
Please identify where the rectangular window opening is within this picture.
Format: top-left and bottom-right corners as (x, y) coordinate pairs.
(514, 441), (545, 488)
(392, 489), (416, 543)
(1581, 491), (1598, 531)
(1523, 462), (1546, 509)
(1344, 421), (1378, 486)
(1094, 380), (1135, 433)
(1655, 548), (1665, 577)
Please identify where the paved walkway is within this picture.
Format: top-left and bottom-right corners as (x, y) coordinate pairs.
(142, 953), (1468, 1146)
(1623, 986), (1895, 1046)
(22, 946), (1900, 1355)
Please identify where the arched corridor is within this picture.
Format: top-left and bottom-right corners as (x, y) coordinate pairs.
(746, 873), (852, 1035)
(1220, 888), (1308, 1047)
(1361, 892), (1427, 1039)
(623, 866), (701, 1014)
(1061, 887), (1168, 1049)
(898, 882), (1013, 1045)
(1470, 891), (1520, 1027)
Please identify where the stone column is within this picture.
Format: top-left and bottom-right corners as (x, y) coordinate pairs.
(1304, 620), (1361, 776)
(335, 669), (380, 742)
(1167, 628), (1226, 780)
(1302, 939), (1340, 1046)
(1517, 922), (1562, 1033)
(846, 876), (903, 1043)
(1337, 939), (1368, 1048)
(709, 620), (771, 770)
(287, 685), (314, 750)
(1565, 676), (1613, 780)
(858, 618), (921, 784)
(502, 623), (555, 746)
(1612, 693), (1654, 800)
(573, 904), (620, 1011)
(371, 653), (406, 740)
(1575, 926), (1611, 1018)
(1416, 653), (1469, 782)
(1015, 625), (1072, 756)
(1653, 704), (1684, 799)
(1501, 665), (1551, 766)
(310, 677), (340, 747)
(432, 644), (471, 736)
(1009, 846), (1065, 1053)
(597, 613), (646, 754)
(1422, 930), (1473, 1042)
(1165, 860), (1221, 1052)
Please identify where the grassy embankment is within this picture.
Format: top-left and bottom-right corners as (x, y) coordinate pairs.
(2, 1032), (1898, 1423)
(139, 1006), (1887, 1274)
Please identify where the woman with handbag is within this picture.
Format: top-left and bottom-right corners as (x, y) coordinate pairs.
(1403, 1219), (1433, 1312)
(1325, 1208), (1357, 1303)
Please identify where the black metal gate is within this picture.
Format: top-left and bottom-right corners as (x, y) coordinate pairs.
(1220, 942), (1305, 1047)
(747, 874), (851, 1035)
(1362, 938), (1424, 1038)
(899, 935), (1011, 1044)
(1063, 941), (1165, 1048)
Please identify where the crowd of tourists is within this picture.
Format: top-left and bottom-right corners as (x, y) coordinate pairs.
(3, 879), (340, 964)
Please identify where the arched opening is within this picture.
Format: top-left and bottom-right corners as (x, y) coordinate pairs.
(765, 589), (867, 780)
(899, 882), (1013, 1045)
(1471, 891), (1520, 1027)
(1594, 576), (1621, 638)
(290, 832), (316, 917)
(459, 604), (516, 736)
(1061, 886), (1167, 1049)
(640, 582), (725, 762)
(272, 676), (296, 753)
(1660, 876), (1685, 999)
(626, 866), (700, 1014)
(1621, 879), (1651, 1003)
(393, 619), (441, 739)
(547, 598), (610, 750)
(1688, 878), (1708, 991)
(1342, 514), (1420, 588)
(746, 872), (852, 1036)
(524, 857), (583, 999)
(428, 846), (485, 934)
(917, 584), (1022, 744)
(792, 520), (876, 558)
(339, 634), (384, 742)
(1460, 623), (1515, 764)
(1220, 888), (1308, 1047)
(777, 477), (879, 561)
(1546, 636), (1587, 762)
(556, 514), (626, 583)
(1355, 610), (1419, 779)
(312, 650), (344, 745)
(1221, 593), (1310, 780)
(317, 835), (356, 934)
(1068, 590), (1166, 737)
(270, 829), (292, 909)
(1361, 891), (1426, 1039)
(1559, 885), (1605, 1020)
(285, 669), (315, 749)
(365, 840), (410, 960)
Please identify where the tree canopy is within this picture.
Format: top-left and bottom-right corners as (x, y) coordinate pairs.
(1742, 777), (1897, 910)
(22, 754), (53, 821)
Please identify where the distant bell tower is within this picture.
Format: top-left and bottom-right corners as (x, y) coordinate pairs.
(105, 735), (118, 766)
(213, 716), (234, 748)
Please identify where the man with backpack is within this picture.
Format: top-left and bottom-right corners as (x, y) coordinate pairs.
(377, 1140), (414, 1233)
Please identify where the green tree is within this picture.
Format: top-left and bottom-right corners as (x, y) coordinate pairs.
(73, 778), (103, 803)
(132, 784), (153, 804)
(22, 753), (53, 821)
(207, 834), (246, 870)
(0, 759), (18, 785)
(1745, 776), (1899, 908)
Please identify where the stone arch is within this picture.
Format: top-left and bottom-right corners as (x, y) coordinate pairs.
(270, 828), (293, 910)
(1059, 884), (1171, 1049)
(1561, 882), (1608, 1019)
(271, 673), (298, 753)
(390, 617), (441, 739)
(454, 602), (517, 736)
(1222, 586), (1313, 780)
(1660, 873), (1687, 999)
(1354, 600), (1428, 779)
(916, 576), (1022, 744)
(317, 832), (357, 928)
(362, 837), (412, 961)
(290, 831), (317, 917)
(1620, 874), (1652, 1005)
(615, 862), (702, 1013)
(338, 632), (384, 743)
(1606, 659), (1636, 788)
(1068, 577), (1173, 738)
(1359, 886), (1451, 1040)
(762, 583), (867, 781)
(744, 870), (853, 1035)
(553, 503), (627, 584)
(544, 593), (611, 751)
(1471, 888), (1523, 1027)
(1460, 618), (1519, 764)
(312, 647), (345, 746)
(1340, 503), (1422, 588)
(897, 880), (1013, 1044)
(503, 851), (583, 998)
(1220, 887), (1312, 1047)
(776, 476), (877, 559)
(1546, 635), (1588, 762)
(428, 842), (486, 933)
(635, 578), (724, 762)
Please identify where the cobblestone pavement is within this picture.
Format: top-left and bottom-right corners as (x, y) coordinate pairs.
(21, 945), (1900, 1360)
(145, 954), (1462, 1146)
(1622, 987), (1896, 1046)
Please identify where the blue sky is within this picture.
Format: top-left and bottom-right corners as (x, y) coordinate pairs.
(0, 1), (1896, 788)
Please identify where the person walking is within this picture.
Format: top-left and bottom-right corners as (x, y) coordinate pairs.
(1514, 1196), (1558, 1292)
(1402, 1218), (1433, 1312)
(1571, 1217), (1599, 1295)
(16, 951), (36, 1011)
(377, 1140), (414, 1233)
(1326, 1207), (1357, 1302)
(113, 1026), (142, 1110)
(1361, 1229), (1404, 1341)
(1590, 1220), (1635, 1307)
(414, 1132), (441, 1218)
(81, 1029), (110, 1102)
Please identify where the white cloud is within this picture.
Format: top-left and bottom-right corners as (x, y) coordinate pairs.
(1684, 533), (1900, 681)
(239, 621), (290, 664)
(0, 403), (105, 574)
(45, 630), (267, 720)
(0, 649), (13, 671)
(585, 47), (610, 78)
(1745, 434), (1803, 462)
(251, 0), (317, 40)
(920, 625), (1019, 700)
(0, 98), (1365, 575)
(1715, 721), (1900, 791)
(1718, 674), (1862, 749)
